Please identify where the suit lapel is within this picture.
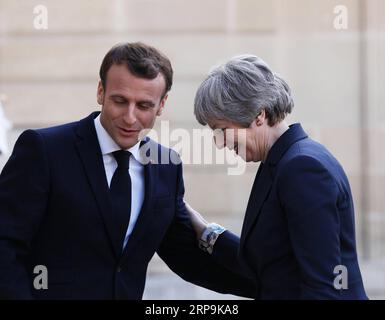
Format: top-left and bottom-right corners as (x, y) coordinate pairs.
(75, 112), (122, 259)
(240, 163), (273, 251)
(239, 123), (309, 252)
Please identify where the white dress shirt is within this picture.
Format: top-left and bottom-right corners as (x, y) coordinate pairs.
(94, 115), (145, 250)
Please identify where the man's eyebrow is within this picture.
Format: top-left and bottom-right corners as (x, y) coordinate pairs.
(110, 94), (126, 99)
(138, 100), (156, 106)
(108, 95), (156, 106)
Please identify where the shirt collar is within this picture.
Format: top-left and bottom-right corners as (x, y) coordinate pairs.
(94, 114), (142, 162)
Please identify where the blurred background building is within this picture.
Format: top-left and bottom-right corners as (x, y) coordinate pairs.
(0, 0), (384, 299)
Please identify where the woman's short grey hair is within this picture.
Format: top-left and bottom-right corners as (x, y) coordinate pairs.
(194, 54), (294, 127)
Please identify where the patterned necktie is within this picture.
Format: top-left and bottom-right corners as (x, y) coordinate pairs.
(110, 150), (132, 248)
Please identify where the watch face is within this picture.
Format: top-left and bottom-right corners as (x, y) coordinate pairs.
(198, 224), (225, 254)
(207, 223), (226, 234)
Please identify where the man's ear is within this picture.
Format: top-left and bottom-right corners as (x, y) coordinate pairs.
(97, 81), (105, 105)
(156, 94), (168, 116)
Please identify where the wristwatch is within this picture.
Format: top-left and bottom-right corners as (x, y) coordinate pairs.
(198, 223), (226, 254)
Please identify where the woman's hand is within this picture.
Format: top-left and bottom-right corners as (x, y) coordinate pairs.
(184, 202), (208, 240)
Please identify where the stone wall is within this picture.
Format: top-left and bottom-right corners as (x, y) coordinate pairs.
(1, 0), (384, 298)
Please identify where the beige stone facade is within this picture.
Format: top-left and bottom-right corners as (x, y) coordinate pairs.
(1, 0), (384, 298)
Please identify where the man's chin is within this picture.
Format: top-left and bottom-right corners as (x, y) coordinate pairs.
(115, 137), (139, 150)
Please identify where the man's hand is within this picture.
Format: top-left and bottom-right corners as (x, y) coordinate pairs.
(184, 202), (208, 240)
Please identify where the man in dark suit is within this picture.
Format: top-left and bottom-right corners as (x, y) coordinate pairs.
(0, 42), (255, 299)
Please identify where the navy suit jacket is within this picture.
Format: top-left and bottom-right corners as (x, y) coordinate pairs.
(212, 124), (367, 299)
(0, 112), (255, 299)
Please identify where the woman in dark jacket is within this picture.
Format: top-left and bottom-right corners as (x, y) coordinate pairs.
(187, 54), (367, 299)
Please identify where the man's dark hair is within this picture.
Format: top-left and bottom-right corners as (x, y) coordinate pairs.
(99, 42), (173, 97)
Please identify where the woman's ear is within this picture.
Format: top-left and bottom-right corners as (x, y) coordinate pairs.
(256, 109), (266, 126)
